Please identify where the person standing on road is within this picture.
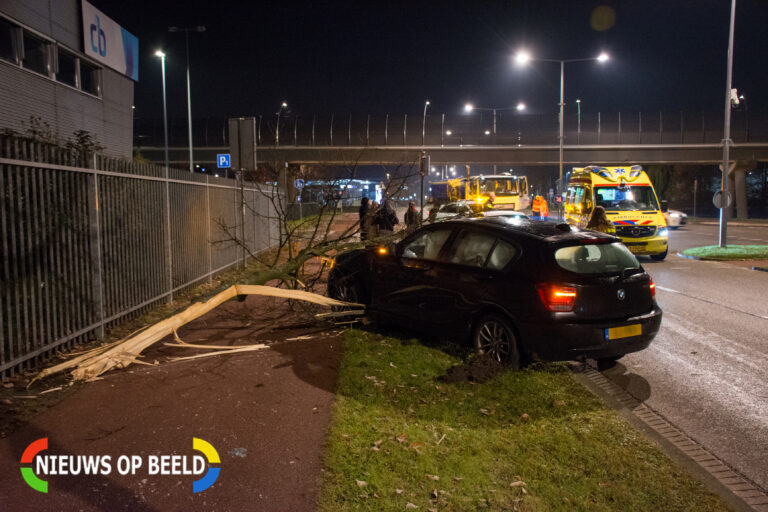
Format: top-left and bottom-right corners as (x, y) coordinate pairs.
(404, 201), (420, 231)
(531, 195), (542, 219)
(539, 197), (549, 220)
(484, 192), (496, 211)
(374, 199), (399, 236)
(358, 197), (370, 240)
(586, 205), (616, 234)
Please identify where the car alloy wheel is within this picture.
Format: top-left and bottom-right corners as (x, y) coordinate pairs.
(329, 275), (361, 312)
(474, 314), (520, 368)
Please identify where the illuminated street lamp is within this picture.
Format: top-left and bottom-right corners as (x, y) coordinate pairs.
(168, 25), (206, 173)
(515, 50), (609, 217)
(422, 100), (431, 145)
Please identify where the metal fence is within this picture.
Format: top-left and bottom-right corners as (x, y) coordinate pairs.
(0, 135), (279, 378)
(134, 109), (763, 149)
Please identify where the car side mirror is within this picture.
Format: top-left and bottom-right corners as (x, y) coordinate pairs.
(376, 243), (397, 257)
(585, 199), (593, 213)
(661, 200), (669, 213)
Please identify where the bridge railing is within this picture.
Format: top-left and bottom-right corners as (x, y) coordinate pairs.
(0, 134), (279, 378)
(134, 109), (760, 149)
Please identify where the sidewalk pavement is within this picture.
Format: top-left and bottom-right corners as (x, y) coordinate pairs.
(0, 295), (342, 512)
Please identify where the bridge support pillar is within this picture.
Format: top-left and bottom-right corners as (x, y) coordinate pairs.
(720, 161), (754, 220)
(733, 163), (752, 220)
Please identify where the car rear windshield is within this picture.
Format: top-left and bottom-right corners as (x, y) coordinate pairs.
(555, 242), (640, 274)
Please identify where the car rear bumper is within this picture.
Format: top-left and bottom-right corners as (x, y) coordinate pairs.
(518, 305), (662, 362)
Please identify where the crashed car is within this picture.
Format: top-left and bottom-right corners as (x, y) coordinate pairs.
(328, 217), (662, 368)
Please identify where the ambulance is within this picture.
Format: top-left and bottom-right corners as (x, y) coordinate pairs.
(564, 165), (669, 260)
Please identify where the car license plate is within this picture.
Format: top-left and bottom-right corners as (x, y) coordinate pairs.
(627, 245), (645, 254)
(605, 324), (642, 340)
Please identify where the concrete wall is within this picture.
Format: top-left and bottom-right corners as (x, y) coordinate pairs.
(0, 0), (134, 158)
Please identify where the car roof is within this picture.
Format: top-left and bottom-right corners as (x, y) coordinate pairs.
(436, 217), (619, 244)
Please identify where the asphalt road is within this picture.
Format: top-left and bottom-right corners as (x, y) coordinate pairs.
(601, 220), (768, 491)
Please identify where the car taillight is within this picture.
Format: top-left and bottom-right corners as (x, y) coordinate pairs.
(649, 277), (656, 298)
(536, 284), (577, 312)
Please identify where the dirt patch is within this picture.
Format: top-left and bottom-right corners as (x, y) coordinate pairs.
(439, 355), (505, 384)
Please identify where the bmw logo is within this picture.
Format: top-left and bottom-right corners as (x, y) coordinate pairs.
(617, 289), (626, 301)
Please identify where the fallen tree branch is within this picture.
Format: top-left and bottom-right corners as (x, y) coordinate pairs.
(29, 285), (362, 386)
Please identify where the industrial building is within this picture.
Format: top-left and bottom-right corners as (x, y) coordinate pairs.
(0, 0), (137, 157)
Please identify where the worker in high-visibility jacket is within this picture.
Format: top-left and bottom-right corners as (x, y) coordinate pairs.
(539, 197), (549, 219)
(531, 195), (542, 219)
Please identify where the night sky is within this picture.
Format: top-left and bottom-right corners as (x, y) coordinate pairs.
(95, 1), (767, 122)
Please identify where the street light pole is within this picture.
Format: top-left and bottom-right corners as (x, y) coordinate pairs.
(576, 99), (581, 144)
(558, 60), (565, 218)
(515, 50), (609, 219)
(422, 100), (430, 145)
(740, 94), (749, 142)
(169, 25), (205, 173)
(276, 102), (288, 146)
(719, 0), (737, 248)
(154, 51), (169, 172)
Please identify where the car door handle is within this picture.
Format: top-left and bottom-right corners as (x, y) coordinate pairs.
(402, 260), (431, 271)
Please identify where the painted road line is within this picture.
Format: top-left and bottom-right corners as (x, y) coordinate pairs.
(655, 285), (768, 320)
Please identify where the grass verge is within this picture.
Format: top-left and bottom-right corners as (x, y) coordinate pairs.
(682, 244), (768, 260)
(319, 329), (732, 511)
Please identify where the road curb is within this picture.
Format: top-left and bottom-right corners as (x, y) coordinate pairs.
(676, 252), (768, 267)
(572, 363), (768, 512)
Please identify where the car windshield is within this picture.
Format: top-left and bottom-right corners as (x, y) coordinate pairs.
(479, 178), (519, 196)
(554, 242), (640, 274)
(595, 185), (659, 211)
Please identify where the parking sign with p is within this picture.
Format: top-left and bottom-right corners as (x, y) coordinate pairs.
(217, 154), (231, 169)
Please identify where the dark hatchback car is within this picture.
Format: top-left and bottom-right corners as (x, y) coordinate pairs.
(328, 217), (662, 367)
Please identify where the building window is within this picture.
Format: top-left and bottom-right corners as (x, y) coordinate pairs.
(80, 59), (99, 96)
(0, 18), (17, 63)
(22, 31), (49, 76)
(56, 48), (77, 87)
(0, 17), (101, 97)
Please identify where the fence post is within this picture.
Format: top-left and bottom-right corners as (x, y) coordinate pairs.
(659, 111), (663, 144)
(87, 154), (105, 338)
(597, 112), (601, 144)
(239, 171), (246, 268)
(164, 163), (173, 303)
(680, 110), (684, 143)
(206, 175), (212, 283)
(403, 114), (407, 145)
(441, 114), (445, 147)
(385, 114), (389, 145)
(348, 114), (352, 145)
